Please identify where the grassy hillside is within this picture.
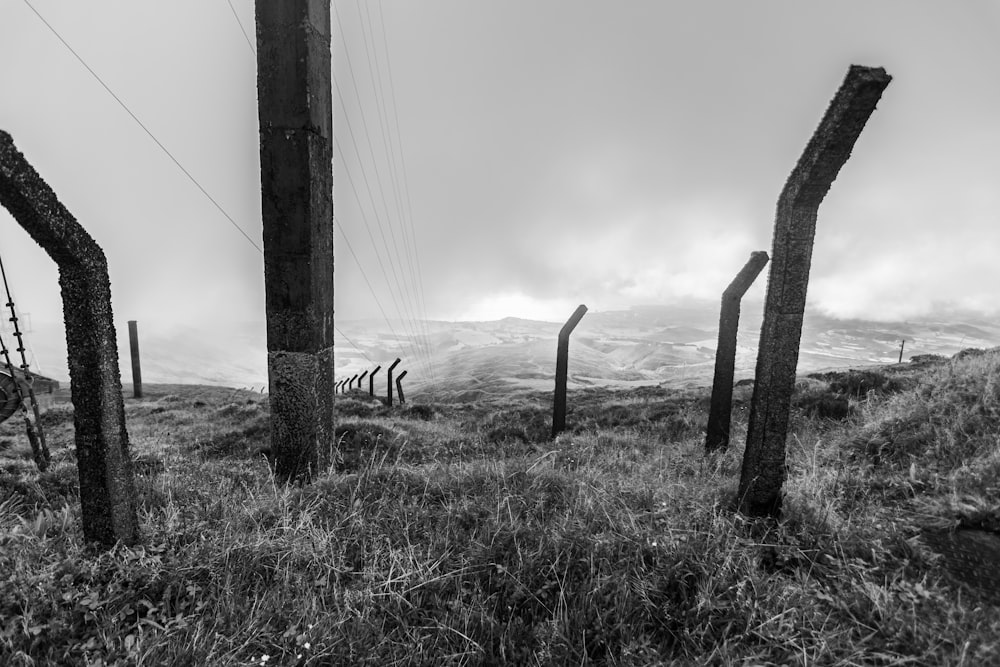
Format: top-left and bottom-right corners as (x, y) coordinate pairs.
(1, 353), (1000, 665)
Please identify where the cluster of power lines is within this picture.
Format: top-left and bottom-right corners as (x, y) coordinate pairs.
(22, 0), (439, 387)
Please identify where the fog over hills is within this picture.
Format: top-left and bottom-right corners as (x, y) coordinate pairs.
(13, 303), (1000, 394)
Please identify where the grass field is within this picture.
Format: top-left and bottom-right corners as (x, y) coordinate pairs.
(2, 353), (1000, 665)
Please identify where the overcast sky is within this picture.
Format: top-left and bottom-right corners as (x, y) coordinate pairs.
(1, 1), (999, 380)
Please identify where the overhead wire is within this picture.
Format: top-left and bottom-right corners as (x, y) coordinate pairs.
(28, 0), (432, 384)
(373, 0), (437, 382)
(335, 325), (375, 366)
(353, 0), (421, 326)
(331, 1), (434, 377)
(334, 215), (410, 355)
(356, 0), (436, 382)
(225, 0), (256, 57)
(23, 0), (264, 256)
(333, 136), (433, 378)
(220, 0), (398, 380)
(331, 89), (433, 378)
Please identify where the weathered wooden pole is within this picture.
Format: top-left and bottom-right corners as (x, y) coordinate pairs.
(386, 358), (401, 406)
(396, 369), (408, 404)
(0, 130), (138, 547)
(552, 304), (588, 439)
(739, 65), (891, 517)
(127, 320), (142, 399)
(369, 364), (381, 396)
(898, 339), (905, 364)
(256, 0), (335, 481)
(705, 251), (769, 452)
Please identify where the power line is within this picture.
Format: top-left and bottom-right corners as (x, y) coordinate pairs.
(331, 2), (430, 367)
(220, 0), (420, 374)
(225, 0), (256, 57)
(334, 217), (410, 354)
(373, 0), (437, 382)
(24, 0), (263, 255)
(221, 1), (436, 381)
(334, 325), (375, 366)
(28, 1), (434, 383)
(334, 138), (433, 377)
(357, 0), (435, 381)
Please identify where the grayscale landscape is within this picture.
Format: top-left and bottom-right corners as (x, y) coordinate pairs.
(3, 1), (1000, 665)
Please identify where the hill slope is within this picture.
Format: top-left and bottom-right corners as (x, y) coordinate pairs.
(1, 351), (1000, 664)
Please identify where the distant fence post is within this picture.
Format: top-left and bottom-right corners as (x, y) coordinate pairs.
(552, 304), (588, 439)
(358, 370), (368, 389)
(334, 379), (343, 394)
(127, 320), (142, 399)
(369, 365), (381, 396)
(705, 252), (769, 452)
(396, 369), (408, 404)
(349, 373), (359, 391)
(739, 65), (891, 518)
(386, 358), (401, 406)
(898, 339), (905, 364)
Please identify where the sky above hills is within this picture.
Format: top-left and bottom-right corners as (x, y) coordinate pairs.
(1, 1), (999, 382)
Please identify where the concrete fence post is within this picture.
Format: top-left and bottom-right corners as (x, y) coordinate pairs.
(369, 365), (381, 396)
(127, 320), (142, 399)
(738, 65), (891, 517)
(552, 304), (588, 438)
(705, 251), (769, 452)
(396, 369), (408, 404)
(0, 130), (138, 547)
(386, 358), (401, 406)
(898, 339), (905, 364)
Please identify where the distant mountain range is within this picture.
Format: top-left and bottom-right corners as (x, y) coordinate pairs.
(15, 303), (1000, 394)
(335, 303), (1000, 400)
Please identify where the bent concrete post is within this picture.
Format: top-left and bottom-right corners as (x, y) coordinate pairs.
(127, 320), (142, 399)
(369, 365), (381, 396)
(0, 130), (138, 547)
(739, 65), (891, 517)
(386, 358), (401, 406)
(349, 373), (359, 391)
(256, 0), (335, 481)
(552, 304), (588, 438)
(396, 369), (408, 404)
(705, 251), (769, 452)
(358, 369), (368, 389)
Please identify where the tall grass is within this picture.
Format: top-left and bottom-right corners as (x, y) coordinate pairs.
(1, 354), (999, 664)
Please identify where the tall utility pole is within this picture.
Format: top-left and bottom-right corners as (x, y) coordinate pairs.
(256, 0), (335, 481)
